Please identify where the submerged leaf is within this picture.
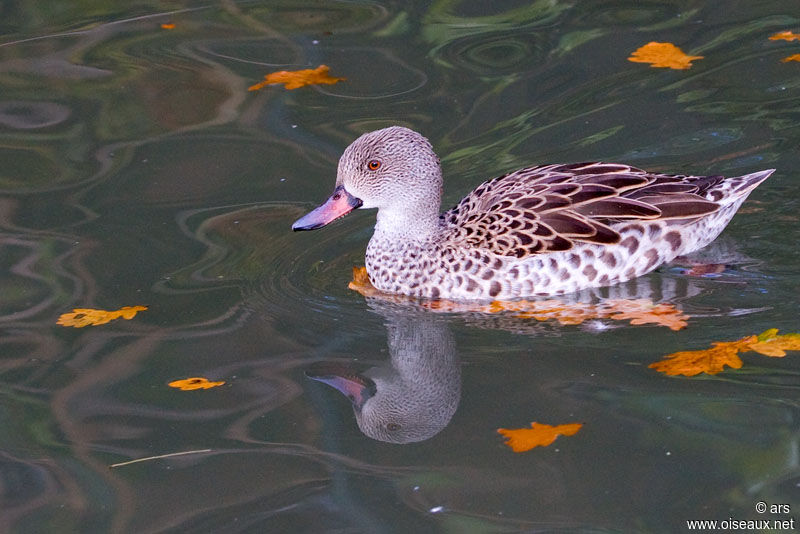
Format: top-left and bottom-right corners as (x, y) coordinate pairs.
(628, 42), (703, 70)
(168, 377), (225, 390)
(249, 65), (345, 91)
(769, 31), (800, 41)
(57, 306), (147, 328)
(161, 23), (176, 29)
(497, 422), (583, 452)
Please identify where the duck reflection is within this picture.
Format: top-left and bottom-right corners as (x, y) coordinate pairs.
(306, 237), (763, 444)
(307, 302), (460, 444)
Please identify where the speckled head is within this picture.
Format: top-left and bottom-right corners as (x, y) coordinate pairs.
(293, 126), (443, 237)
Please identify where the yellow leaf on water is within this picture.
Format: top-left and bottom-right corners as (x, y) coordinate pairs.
(497, 422), (583, 453)
(650, 328), (800, 376)
(168, 377), (225, 390)
(748, 329), (800, 357)
(780, 54), (800, 63)
(648, 337), (753, 376)
(57, 306), (147, 328)
(628, 42), (703, 70)
(161, 23), (176, 29)
(249, 65), (345, 91)
(769, 31), (800, 41)
(348, 266), (381, 296)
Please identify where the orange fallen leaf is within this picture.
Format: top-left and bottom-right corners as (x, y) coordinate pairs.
(57, 306), (148, 328)
(649, 336), (753, 376)
(628, 42), (703, 70)
(781, 54), (800, 63)
(168, 377), (225, 390)
(249, 64), (345, 91)
(497, 422), (583, 452)
(161, 23), (176, 29)
(348, 265), (383, 297)
(650, 328), (800, 376)
(769, 31), (800, 41)
(747, 328), (800, 357)
(349, 266), (688, 330)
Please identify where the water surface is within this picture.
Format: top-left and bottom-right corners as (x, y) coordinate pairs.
(1, 1), (798, 532)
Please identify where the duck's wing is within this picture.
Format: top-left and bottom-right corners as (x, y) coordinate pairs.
(441, 162), (720, 258)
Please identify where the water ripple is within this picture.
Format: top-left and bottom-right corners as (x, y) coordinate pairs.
(158, 203), (374, 328)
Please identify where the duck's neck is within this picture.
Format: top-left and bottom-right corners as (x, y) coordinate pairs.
(374, 206), (442, 241)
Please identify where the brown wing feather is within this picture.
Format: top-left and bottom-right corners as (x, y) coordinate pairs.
(573, 197), (662, 218)
(442, 162), (724, 258)
(633, 193), (719, 219)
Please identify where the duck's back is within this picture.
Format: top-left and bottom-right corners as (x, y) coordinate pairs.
(442, 162), (765, 257)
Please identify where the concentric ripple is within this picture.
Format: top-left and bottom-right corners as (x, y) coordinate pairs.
(441, 33), (548, 75)
(157, 202), (379, 330)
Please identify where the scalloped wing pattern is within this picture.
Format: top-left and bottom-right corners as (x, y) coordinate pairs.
(442, 162), (723, 259)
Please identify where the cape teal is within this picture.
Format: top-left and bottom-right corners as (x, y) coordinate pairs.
(293, 126), (774, 300)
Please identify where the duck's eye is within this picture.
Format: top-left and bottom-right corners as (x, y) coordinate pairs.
(386, 422), (401, 432)
(367, 160), (382, 171)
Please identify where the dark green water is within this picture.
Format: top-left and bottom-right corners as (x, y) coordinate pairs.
(1, 1), (798, 532)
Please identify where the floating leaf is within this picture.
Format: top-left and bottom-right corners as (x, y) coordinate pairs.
(161, 23), (176, 29)
(57, 306), (147, 328)
(497, 422), (583, 452)
(769, 31), (800, 41)
(650, 328), (800, 376)
(780, 54), (800, 63)
(748, 328), (800, 357)
(168, 377), (225, 390)
(349, 265), (381, 296)
(649, 337), (753, 376)
(349, 267), (688, 330)
(249, 64), (345, 91)
(628, 42), (703, 70)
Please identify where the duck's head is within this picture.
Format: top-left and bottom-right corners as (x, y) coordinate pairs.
(292, 126), (442, 235)
(306, 362), (457, 444)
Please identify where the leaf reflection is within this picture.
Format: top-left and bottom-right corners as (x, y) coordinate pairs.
(349, 266), (689, 330)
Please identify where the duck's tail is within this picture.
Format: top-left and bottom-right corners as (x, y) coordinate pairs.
(676, 168), (774, 254)
(706, 169), (775, 205)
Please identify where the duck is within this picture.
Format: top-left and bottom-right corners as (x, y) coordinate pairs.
(292, 126), (774, 300)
